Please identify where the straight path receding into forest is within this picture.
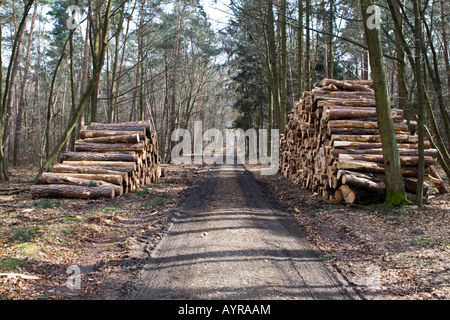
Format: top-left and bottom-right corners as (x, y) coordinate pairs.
(126, 162), (358, 300)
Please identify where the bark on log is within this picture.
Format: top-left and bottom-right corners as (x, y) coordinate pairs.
(40, 173), (123, 196)
(336, 159), (422, 177)
(42, 172), (123, 185)
(331, 148), (438, 158)
(61, 160), (137, 170)
(52, 164), (128, 180)
(76, 134), (140, 144)
(79, 129), (146, 140)
(328, 128), (381, 136)
(337, 170), (430, 195)
(322, 106), (404, 120)
(86, 121), (152, 136)
(426, 166), (449, 193)
(332, 140), (431, 150)
(404, 178), (430, 195)
(331, 134), (418, 144)
(74, 142), (145, 152)
(60, 152), (139, 163)
(317, 99), (386, 108)
(41, 172), (111, 187)
(279, 78), (444, 203)
(31, 184), (115, 199)
(340, 172), (386, 192)
(314, 91), (375, 99)
(319, 78), (374, 92)
(338, 154), (436, 166)
(338, 184), (384, 204)
(328, 120), (410, 132)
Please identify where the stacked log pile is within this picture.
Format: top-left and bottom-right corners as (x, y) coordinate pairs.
(280, 78), (447, 204)
(31, 121), (161, 199)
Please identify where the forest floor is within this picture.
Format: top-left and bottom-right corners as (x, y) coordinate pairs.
(0, 163), (212, 300)
(0, 162), (448, 300)
(246, 164), (450, 300)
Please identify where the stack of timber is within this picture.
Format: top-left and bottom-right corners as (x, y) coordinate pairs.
(31, 121), (161, 199)
(280, 78), (448, 204)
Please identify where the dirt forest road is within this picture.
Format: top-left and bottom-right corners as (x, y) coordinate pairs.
(126, 162), (358, 300)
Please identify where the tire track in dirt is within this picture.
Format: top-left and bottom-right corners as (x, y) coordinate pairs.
(126, 162), (358, 300)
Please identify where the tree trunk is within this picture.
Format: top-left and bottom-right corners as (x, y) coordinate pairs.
(89, 1), (104, 124)
(297, 0), (303, 98)
(112, 0), (138, 123)
(420, 10), (450, 146)
(36, 0), (114, 180)
(441, 0), (450, 90)
(267, 0), (282, 132)
(0, 0), (34, 181)
(108, 4), (124, 123)
(360, 0), (407, 205)
(68, 24), (77, 151)
(279, 0), (287, 130)
(77, 16), (90, 140)
(412, 0), (425, 207)
(13, 1), (38, 166)
(328, 0), (334, 78)
(0, 1), (3, 179)
(167, 1), (185, 162)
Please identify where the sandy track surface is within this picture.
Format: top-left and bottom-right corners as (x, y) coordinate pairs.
(126, 163), (357, 300)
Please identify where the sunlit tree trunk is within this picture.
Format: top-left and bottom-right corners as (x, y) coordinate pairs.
(360, 0), (407, 206)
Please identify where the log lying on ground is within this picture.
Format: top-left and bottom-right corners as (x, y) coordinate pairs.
(337, 170), (430, 196)
(280, 78), (446, 205)
(338, 184), (385, 205)
(427, 166), (449, 194)
(41, 172), (112, 187)
(31, 185), (116, 199)
(40, 173), (123, 196)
